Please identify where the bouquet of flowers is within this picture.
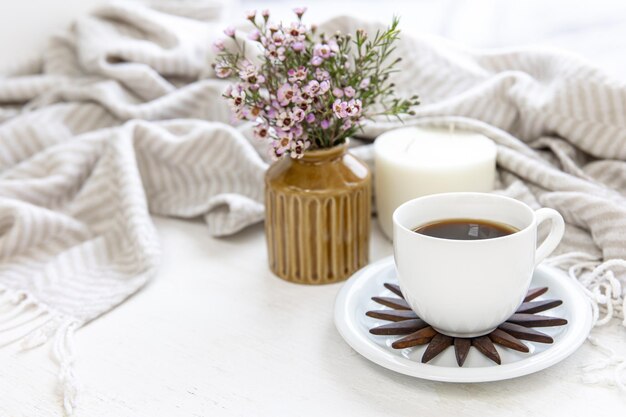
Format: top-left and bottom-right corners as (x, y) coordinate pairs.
(213, 7), (419, 159)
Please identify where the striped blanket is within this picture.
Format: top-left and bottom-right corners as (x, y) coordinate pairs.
(1, 1), (625, 414)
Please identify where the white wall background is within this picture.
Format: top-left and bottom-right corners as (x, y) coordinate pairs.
(0, 0), (625, 78)
(0, 0), (111, 66)
(253, 0), (626, 79)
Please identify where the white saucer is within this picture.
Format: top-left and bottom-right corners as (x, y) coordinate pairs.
(334, 256), (593, 382)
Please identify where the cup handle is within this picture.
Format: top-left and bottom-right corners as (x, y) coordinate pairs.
(534, 208), (565, 266)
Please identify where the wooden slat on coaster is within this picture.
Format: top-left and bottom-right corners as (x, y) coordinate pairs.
(367, 284), (566, 366)
(516, 299), (562, 314)
(384, 283), (404, 299)
(422, 334), (453, 363)
(371, 296), (411, 310)
(497, 322), (554, 343)
(391, 326), (437, 349)
(488, 328), (529, 353)
(472, 336), (501, 364)
(366, 309), (418, 322)
(507, 313), (568, 327)
(370, 319), (429, 335)
(454, 338), (472, 366)
(523, 287), (548, 302)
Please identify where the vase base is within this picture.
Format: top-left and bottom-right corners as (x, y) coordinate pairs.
(269, 260), (368, 285)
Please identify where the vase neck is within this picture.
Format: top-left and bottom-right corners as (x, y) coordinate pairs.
(299, 142), (348, 163)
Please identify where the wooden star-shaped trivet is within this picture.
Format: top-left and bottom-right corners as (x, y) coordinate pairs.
(367, 284), (567, 365)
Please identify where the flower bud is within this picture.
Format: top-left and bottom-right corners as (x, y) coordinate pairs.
(293, 7), (307, 18)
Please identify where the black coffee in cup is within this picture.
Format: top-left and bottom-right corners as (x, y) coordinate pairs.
(413, 219), (518, 240)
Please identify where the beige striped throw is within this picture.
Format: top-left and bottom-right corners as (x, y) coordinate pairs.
(1, 2), (625, 414)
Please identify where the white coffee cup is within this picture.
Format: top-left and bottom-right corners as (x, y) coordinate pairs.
(393, 192), (565, 337)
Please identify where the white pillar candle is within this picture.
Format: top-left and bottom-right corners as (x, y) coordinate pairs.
(374, 126), (497, 240)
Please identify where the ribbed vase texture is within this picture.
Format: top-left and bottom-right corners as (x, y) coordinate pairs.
(265, 143), (371, 284)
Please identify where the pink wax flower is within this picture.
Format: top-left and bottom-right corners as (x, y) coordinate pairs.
(276, 111), (295, 130)
(214, 62), (232, 78)
(246, 105), (264, 120)
(290, 139), (310, 159)
(291, 107), (306, 122)
(319, 80), (330, 94)
(295, 95), (311, 110)
(347, 98), (363, 117)
(333, 99), (348, 118)
(315, 68), (329, 81)
(314, 43), (332, 59)
(310, 56), (323, 66)
(304, 80), (320, 96)
(277, 83), (297, 106)
(273, 133), (292, 155)
(266, 44), (286, 62)
(212, 39), (225, 52)
(268, 147), (281, 161)
(228, 87), (246, 109)
(288, 66), (308, 83)
(290, 123), (304, 138)
(276, 46), (287, 61)
(254, 123), (270, 140)
(287, 22), (306, 41)
(266, 106), (277, 119)
(248, 29), (260, 41)
(235, 106), (249, 120)
(238, 61), (259, 83)
(293, 7), (307, 18)
(214, 11), (419, 159)
(246, 80), (263, 92)
(271, 31), (286, 46)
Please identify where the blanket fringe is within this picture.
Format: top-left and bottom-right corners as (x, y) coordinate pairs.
(0, 293), (32, 323)
(0, 284), (81, 416)
(52, 319), (81, 416)
(545, 253), (626, 392)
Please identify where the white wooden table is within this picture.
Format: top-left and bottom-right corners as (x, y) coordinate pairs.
(1, 216), (625, 416)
